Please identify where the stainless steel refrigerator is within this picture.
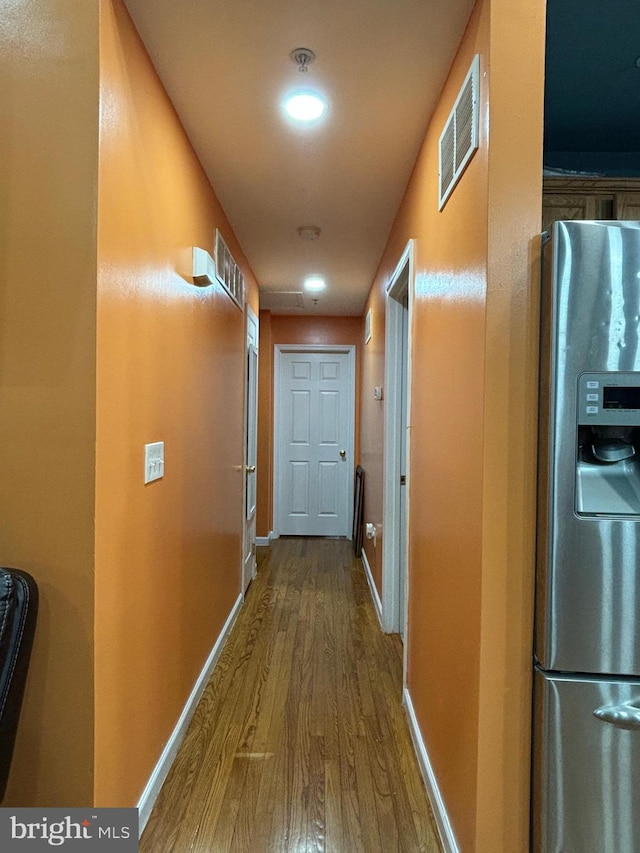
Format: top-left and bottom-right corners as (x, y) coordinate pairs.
(534, 220), (640, 852)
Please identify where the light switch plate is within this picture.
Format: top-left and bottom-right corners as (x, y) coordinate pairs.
(144, 441), (164, 484)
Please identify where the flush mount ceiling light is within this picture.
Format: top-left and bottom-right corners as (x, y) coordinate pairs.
(283, 46), (326, 124)
(297, 225), (321, 240)
(304, 276), (326, 292)
(284, 91), (326, 122)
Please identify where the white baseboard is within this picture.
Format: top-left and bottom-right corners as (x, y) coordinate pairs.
(403, 687), (459, 853)
(255, 531), (273, 547)
(137, 593), (244, 835)
(361, 547), (383, 630)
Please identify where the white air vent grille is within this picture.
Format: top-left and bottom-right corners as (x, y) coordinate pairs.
(215, 229), (244, 309)
(439, 54), (480, 210)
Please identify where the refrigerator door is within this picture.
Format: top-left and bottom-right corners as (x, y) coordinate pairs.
(537, 220), (640, 675)
(533, 669), (640, 853)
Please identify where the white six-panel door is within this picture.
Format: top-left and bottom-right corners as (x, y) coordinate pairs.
(275, 347), (355, 537)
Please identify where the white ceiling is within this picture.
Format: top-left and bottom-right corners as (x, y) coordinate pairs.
(124, 0), (474, 315)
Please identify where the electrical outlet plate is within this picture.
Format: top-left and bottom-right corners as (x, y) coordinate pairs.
(144, 442), (164, 484)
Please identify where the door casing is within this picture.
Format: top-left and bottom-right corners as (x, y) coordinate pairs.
(383, 240), (414, 678)
(242, 304), (259, 592)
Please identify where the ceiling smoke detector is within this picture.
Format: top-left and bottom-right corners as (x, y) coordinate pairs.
(290, 47), (316, 73)
(297, 225), (321, 240)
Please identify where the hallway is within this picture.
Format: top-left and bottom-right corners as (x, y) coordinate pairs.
(140, 537), (441, 852)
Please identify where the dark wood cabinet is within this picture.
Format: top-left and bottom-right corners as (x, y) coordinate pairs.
(542, 177), (640, 231)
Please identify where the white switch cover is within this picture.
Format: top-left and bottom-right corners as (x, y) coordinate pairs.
(144, 441), (164, 484)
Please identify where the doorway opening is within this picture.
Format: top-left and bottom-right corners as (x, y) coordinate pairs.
(383, 240), (413, 657)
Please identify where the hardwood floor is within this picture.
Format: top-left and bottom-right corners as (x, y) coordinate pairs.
(140, 537), (442, 852)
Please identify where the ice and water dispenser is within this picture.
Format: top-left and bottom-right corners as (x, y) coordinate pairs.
(576, 373), (640, 516)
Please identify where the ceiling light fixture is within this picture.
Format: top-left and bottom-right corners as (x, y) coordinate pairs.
(284, 91), (326, 122)
(297, 225), (321, 240)
(304, 276), (326, 292)
(283, 46), (326, 124)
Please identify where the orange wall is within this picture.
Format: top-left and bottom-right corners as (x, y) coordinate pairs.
(359, 0), (545, 849)
(475, 2), (545, 846)
(256, 313), (362, 538)
(405, 7), (487, 845)
(0, 0), (99, 806)
(359, 291), (387, 594)
(95, 0), (259, 806)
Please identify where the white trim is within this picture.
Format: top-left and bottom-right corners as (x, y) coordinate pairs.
(382, 239), (414, 680)
(273, 344), (356, 539)
(137, 593), (244, 835)
(361, 547), (383, 630)
(255, 532), (272, 547)
(214, 229), (244, 308)
(403, 687), (460, 853)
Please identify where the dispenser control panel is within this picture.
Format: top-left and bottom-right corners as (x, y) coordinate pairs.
(578, 372), (640, 425)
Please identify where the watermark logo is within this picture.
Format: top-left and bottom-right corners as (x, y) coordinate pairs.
(0, 808), (138, 850)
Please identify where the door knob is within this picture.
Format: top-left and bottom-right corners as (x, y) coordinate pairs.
(246, 465), (256, 473)
(339, 449), (346, 459)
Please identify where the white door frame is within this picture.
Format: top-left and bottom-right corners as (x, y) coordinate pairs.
(242, 304), (259, 593)
(382, 240), (414, 660)
(273, 344), (356, 539)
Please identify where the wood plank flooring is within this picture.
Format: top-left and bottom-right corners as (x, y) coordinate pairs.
(140, 537), (442, 853)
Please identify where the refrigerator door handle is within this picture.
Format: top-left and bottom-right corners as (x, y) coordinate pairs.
(593, 702), (640, 730)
